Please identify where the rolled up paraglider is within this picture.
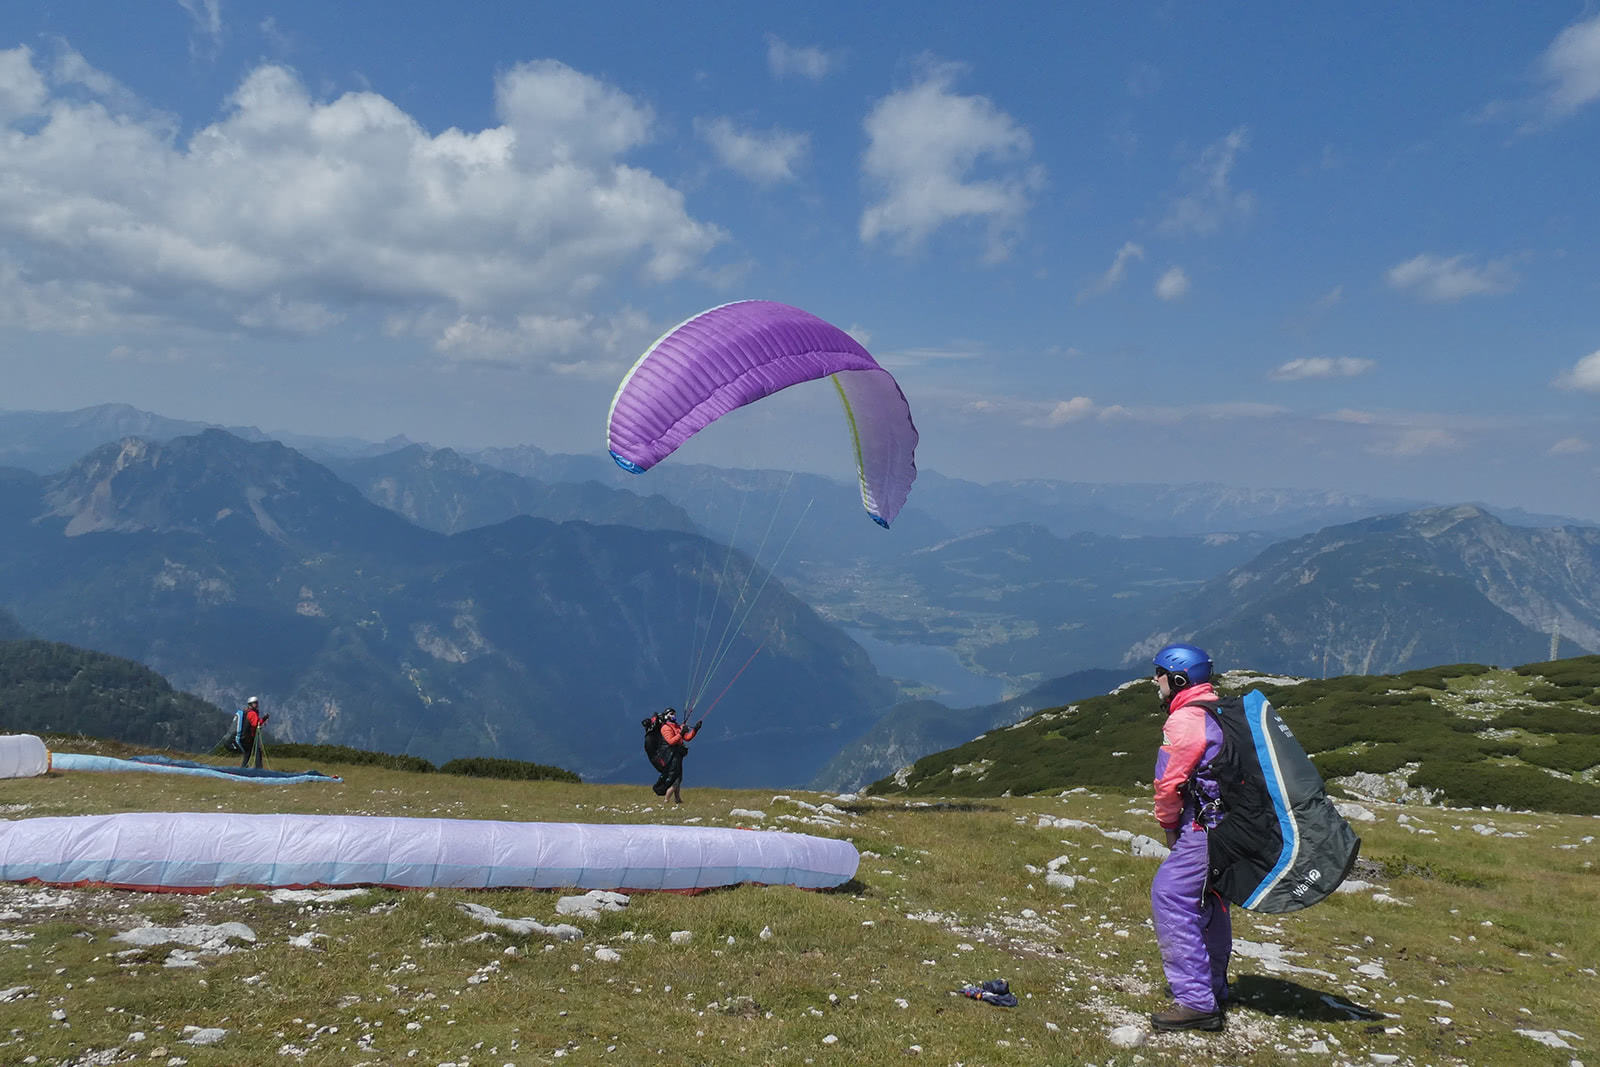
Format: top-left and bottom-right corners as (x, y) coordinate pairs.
(0, 812), (860, 892)
(607, 300), (919, 527)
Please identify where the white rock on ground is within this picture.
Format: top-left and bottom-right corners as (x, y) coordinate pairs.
(456, 901), (582, 942)
(729, 808), (765, 820)
(670, 930), (693, 944)
(1130, 835), (1169, 859)
(1514, 1029), (1576, 1049)
(556, 890), (630, 918)
(113, 923), (256, 951)
(266, 888), (369, 904)
(182, 1027), (227, 1045)
(1108, 1024), (1146, 1048)
(1335, 801), (1377, 822)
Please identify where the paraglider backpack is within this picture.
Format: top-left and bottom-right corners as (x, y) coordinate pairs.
(1196, 689), (1361, 913)
(226, 708), (249, 753)
(642, 715), (670, 770)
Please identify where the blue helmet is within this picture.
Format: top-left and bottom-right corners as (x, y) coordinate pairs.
(1152, 643), (1213, 687)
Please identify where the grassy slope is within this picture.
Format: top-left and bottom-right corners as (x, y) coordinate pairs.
(869, 656), (1600, 815)
(0, 738), (1594, 1066)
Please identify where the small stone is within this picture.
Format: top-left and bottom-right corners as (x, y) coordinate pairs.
(1108, 1024), (1145, 1048)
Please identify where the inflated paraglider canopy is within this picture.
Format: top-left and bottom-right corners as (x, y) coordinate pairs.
(607, 300), (919, 527)
(0, 735), (49, 779)
(0, 812), (860, 893)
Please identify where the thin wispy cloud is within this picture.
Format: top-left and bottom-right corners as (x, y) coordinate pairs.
(1154, 265), (1190, 300)
(860, 58), (1043, 262)
(1548, 436), (1590, 455)
(1077, 241), (1143, 302)
(1367, 428), (1461, 456)
(1313, 285), (1344, 310)
(765, 35), (835, 81)
(1555, 349), (1600, 391)
(695, 116), (808, 184)
(1159, 126), (1254, 236)
(1271, 357), (1375, 381)
(177, 0), (222, 61)
(1385, 253), (1517, 302)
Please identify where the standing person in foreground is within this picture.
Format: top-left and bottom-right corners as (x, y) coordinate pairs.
(656, 707), (701, 805)
(1148, 642), (1231, 1032)
(238, 696), (268, 770)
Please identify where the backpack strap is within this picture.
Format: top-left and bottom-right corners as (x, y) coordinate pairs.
(1184, 698), (1230, 824)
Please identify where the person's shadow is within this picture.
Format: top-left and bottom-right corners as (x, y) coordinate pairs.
(1233, 976), (1386, 1022)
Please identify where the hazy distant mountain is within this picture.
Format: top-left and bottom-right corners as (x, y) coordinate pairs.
(1136, 505), (1600, 677)
(0, 404), (265, 474)
(810, 666), (1133, 793)
(321, 445), (699, 536)
(0, 431), (897, 785)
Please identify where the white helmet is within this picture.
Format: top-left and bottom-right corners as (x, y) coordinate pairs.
(246, 696), (259, 706)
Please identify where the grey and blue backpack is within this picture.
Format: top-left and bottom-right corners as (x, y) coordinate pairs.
(1199, 689), (1361, 912)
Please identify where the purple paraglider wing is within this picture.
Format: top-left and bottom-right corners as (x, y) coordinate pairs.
(606, 300), (919, 527)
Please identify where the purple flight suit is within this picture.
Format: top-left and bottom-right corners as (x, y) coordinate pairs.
(1150, 682), (1232, 1012)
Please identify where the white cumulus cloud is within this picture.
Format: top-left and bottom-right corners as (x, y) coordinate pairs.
(1555, 349), (1600, 392)
(1385, 253), (1517, 302)
(1159, 126), (1254, 236)
(1271, 357), (1375, 381)
(0, 47), (723, 365)
(1042, 396), (1097, 426)
(1077, 242), (1144, 302)
(695, 116), (808, 184)
(860, 59), (1043, 262)
(766, 35), (836, 81)
(1154, 266), (1190, 301)
(1538, 12), (1600, 119)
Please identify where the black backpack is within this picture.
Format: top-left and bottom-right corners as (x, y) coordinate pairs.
(642, 715), (670, 770)
(1198, 690), (1361, 913)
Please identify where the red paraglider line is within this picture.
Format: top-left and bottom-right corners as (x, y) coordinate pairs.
(695, 644), (763, 724)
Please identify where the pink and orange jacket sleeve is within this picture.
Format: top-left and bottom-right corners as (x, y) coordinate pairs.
(1152, 683), (1217, 830)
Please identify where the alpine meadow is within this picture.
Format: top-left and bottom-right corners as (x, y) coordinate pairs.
(3, 3), (1600, 1066)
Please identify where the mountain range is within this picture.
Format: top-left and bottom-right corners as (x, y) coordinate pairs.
(2, 404), (1598, 792)
(0, 431), (896, 786)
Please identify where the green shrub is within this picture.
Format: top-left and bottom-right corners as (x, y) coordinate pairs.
(437, 756), (581, 783)
(267, 743), (436, 773)
(1407, 761), (1600, 815)
(1526, 683), (1586, 703)
(1491, 707), (1600, 735)
(1516, 736), (1600, 774)
(1514, 655), (1600, 685)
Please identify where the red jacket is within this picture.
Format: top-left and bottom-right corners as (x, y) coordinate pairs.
(660, 720), (697, 747)
(244, 707), (266, 731)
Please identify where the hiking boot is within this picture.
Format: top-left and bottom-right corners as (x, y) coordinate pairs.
(1151, 1002), (1224, 1032)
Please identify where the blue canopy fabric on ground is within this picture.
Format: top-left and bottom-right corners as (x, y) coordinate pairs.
(50, 752), (340, 784)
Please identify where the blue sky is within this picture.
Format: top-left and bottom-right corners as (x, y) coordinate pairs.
(2, 2), (1597, 520)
